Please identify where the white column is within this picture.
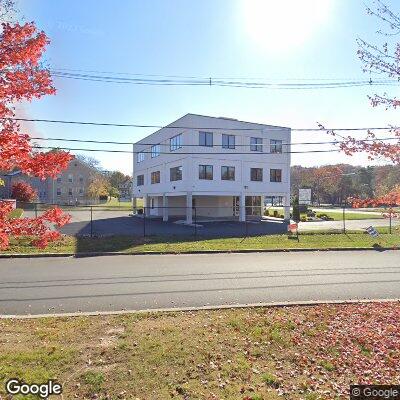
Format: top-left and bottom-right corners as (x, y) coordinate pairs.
(163, 194), (169, 222)
(239, 193), (245, 222)
(132, 196), (137, 213)
(284, 196), (291, 221)
(186, 192), (193, 224)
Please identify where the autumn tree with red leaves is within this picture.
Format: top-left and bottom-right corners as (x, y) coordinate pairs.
(11, 181), (37, 202)
(0, 20), (73, 249)
(320, 1), (400, 212)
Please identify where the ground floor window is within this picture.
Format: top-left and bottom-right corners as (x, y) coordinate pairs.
(245, 196), (262, 216)
(137, 174), (144, 186)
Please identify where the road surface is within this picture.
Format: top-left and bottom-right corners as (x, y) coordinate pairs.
(0, 251), (399, 316)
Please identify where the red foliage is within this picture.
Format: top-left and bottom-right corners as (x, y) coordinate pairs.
(0, 202), (71, 250)
(11, 181), (37, 202)
(0, 22), (72, 249)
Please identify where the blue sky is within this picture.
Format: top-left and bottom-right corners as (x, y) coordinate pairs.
(19, 0), (400, 174)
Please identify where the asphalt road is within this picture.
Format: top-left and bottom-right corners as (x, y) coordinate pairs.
(0, 251), (399, 316)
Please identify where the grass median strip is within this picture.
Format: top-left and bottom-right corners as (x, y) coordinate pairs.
(0, 302), (399, 399)
(2, 228), (399, 255)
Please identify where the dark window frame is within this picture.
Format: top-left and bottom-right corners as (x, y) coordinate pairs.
(270, 169), (282, 182)
(199, 131), (213, 147)
(170, 134), (182, 151)
(221, 166), (235, 181)
(170, 166), (182, 181)
(270, 139), (283, 154)
(250, 137), (263, 152)
(250, 168), (263, 182)
(199, 164), (213, 180)
(137, 174), (144, 186)
(151, 171), (160, 184)
(222, 134), (235, 149)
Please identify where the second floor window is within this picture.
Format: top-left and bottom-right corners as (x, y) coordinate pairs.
(199, 165), (213, 180)
(56, 188), (61, 196)
(250, 137), (263, 152)
(222, 134), (235, 149)
(199, 131), (213, 147)
(270, 169), (282, 182)
(137, 174), (144, 186)
(151, 144), (160, 158)
(68, 188), (73, 196)
(137, 152), (145, 163)
(68, 174), (73, 183)
(56, 177), (62, 183)
(221, 166), (235, 181)
(270, 139), (283, 154)
(151, 171), (160, 184)
(170, 166), (182, 181)
(250, 168), (263, 182)
(170, 134), (182, 151)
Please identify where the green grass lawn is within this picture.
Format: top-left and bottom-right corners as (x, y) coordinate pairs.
(3, 228), (399, 255)
(319, 210), (384, 220)
(0, 302), (399, 399)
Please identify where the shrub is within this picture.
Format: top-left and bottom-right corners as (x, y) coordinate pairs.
(273, 210), (278, 217)
(11, 181), (37, 202)
(264, 209), (269, 216)
(301, 216), (307, 222)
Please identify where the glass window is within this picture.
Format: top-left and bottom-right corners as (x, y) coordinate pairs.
(151, 144), (160, 158)
(79, 176), (84, 183)
(250, 137), (263, 152)
(137, 152), (145, 163)
(56, 177), (62, 183)
(270, 169), (282, 182)
(170, 166), (182, 181)
(170, 134), (182, 151)
(151, 171), (160, 184)
(68, 188), (73, 196)
(199, 165), (213, 180)
(270, 139), (283, 154)
(56, 188), (61, 196)
(250, 168), (263, 181)
(137, 174), (144, 186)
(221, 166), (235, 181)
(68, 174), (73, 183)
(79, 188), (84, 196)
(199, 131), (213, 147)
(222, 134), (235, 149)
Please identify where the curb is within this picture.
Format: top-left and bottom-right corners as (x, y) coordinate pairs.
(1, 298), (399, 319)
(0, 246), (399, 259)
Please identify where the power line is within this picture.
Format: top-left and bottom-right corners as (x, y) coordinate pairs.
(4, 117), (400, 132)
(32, 144), (341, 155)
(28, 136), (400, 147)
(48, 70), (400, 90)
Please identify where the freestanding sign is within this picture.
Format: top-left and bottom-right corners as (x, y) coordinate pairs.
(299, 188), (312, 205)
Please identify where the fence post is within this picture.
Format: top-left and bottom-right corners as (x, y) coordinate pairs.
(389, 209), (392, 234)
(90, 206), (93, 237)
(342, 203), (346, 234)
(194, 206), (197, 238)
(35, 202), (38, 218)
(143, 207), (146, 237)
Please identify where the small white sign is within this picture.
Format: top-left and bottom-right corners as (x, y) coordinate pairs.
(366, 226), (379, 238)
(299, 188), (312, 205)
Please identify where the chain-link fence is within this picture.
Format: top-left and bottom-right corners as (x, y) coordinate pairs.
(13, 202), (399, 239)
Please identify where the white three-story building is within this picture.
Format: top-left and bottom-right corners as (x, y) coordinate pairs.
(132, 114), (291, 224)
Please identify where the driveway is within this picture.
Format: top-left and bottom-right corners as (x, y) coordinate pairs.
(298, 218), (398, 231)
(0, 250), (399, 316)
